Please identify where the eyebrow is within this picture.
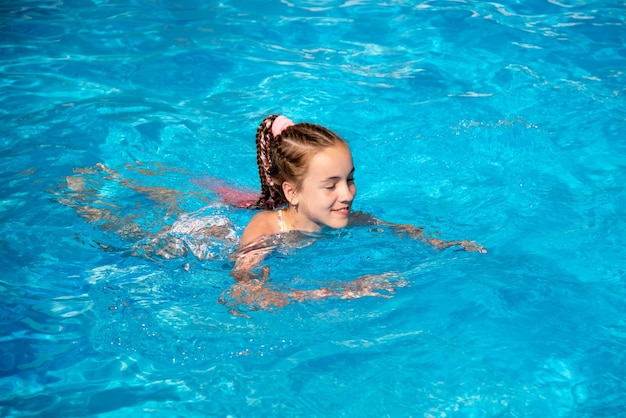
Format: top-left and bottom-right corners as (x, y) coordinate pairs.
(321, 168), (355, 183)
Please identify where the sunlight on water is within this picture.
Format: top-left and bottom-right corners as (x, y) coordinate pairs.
(1, 0), (625, 416)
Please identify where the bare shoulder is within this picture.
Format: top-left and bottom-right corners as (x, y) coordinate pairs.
(240, 210), (280, 246)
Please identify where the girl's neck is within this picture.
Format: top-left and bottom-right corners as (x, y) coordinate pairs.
(282, 206), (323, 234)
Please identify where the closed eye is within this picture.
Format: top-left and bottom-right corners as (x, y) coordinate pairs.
(322, 169), (355, 190)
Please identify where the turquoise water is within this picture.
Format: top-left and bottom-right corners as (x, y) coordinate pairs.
(1, 0), (625, 416)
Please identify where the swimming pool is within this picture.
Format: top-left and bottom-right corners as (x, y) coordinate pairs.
(1, 0), (625, 415)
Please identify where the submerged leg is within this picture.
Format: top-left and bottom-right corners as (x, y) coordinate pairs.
(55, 163), (147, 240)
(56, 162), (238, 262)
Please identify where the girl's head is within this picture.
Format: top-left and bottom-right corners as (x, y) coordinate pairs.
(254, 114), (352, 211)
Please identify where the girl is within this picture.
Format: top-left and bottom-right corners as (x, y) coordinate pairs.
(218, 115), (485, 311)
(57, 115), (485, 313)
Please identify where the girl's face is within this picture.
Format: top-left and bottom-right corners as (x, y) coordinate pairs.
(289, 143), (356, 232)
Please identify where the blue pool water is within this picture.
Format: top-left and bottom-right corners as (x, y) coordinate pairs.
(1, 0), (625, 416)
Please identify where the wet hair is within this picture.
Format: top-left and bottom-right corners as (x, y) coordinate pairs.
(252, 114), (348, 210)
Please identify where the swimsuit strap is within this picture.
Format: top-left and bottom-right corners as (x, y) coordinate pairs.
(277, 209), (286, 233)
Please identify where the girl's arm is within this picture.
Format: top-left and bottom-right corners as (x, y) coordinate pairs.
(350, 211), (487, 253)
(221, 237), (405, 315)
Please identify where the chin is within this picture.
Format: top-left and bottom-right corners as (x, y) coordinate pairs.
(331, 218), (350, 229)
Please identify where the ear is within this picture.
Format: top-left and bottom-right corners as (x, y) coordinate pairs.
(282, 181), (298, 206)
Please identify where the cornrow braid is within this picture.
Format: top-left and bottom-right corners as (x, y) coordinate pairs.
(251, 115), (348, 210)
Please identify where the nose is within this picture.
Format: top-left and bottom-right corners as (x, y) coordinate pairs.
(340, 181), (356, 203)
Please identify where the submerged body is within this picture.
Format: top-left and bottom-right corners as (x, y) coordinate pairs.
(56, 114), (485, 313)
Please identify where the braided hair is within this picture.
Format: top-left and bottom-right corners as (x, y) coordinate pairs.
(252, 114), (348, 210)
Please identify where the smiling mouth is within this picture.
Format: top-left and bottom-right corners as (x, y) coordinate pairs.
(332, 206), (351, 214)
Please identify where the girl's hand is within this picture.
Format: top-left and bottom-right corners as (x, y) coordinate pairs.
(458, 240), (487, 253)
(430, 237), (487, 253)
(340, 273), (406, 299)
(388, 222), (487, 254)
(226, 277), (291, 309)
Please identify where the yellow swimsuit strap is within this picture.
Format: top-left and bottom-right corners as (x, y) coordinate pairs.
(277, 209), (287, 233)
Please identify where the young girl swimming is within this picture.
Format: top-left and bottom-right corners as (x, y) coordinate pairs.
(57, 114), (485, 313)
